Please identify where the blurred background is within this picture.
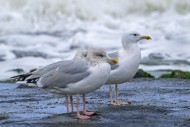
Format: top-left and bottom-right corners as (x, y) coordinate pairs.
(0, 0), (190, 80)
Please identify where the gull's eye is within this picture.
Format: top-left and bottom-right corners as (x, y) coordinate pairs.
(97, 53), (106, 57)
(133, 33), (138, 36)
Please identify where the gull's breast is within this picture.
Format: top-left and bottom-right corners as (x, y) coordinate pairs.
(63, 62), (111, 95)
(106, 50), (141, 84)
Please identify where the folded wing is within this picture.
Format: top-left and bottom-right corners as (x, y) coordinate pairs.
(37, 60), (91, 88)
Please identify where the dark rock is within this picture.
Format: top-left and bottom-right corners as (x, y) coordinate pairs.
(0, 114), (8, 120)
(134, 69), (155, 78)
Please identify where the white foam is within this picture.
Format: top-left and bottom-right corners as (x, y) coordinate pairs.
(0, 0), (190, 80)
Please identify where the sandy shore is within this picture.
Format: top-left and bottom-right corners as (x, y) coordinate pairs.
(0, 78), (190, 127)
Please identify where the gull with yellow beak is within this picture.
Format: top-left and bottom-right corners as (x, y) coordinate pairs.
(11, 49), (118, 119)
(107, 32), (151, 105)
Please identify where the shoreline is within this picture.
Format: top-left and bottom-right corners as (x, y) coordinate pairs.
(1, 78), (190, 127)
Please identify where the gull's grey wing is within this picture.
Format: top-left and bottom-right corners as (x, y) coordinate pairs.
(108, 51), (119, 70)
(26, 61), (71, 81)
(38, 60), (90, 88)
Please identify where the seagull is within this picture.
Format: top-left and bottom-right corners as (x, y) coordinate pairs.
(12, 50), (88, 113)
(11, 49), (118, 119)
(66, 49), (117, 112)
(106, 32), (151, 105)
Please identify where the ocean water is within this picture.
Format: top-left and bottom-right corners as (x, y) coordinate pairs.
(0, 0), (190, 80)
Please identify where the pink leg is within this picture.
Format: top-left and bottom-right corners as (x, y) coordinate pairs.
(115, 84), (119, 105)
(76, 96), (90, 120)
(65, 96), (69, 113)
(109, 85), (114, 105)
(82, 94), (95, 116)
(70, 96), (74, 112)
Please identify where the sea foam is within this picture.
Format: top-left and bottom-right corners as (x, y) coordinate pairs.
(0, 0), (190, 80)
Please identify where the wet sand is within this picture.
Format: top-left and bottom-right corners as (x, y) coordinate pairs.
(0, 78), (190, 127)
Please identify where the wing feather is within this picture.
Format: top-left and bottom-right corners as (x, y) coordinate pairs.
(38, 60), (90, 88)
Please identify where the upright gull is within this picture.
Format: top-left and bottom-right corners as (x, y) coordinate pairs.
(107, 32), (151, 105)
(12, 49), (87, 113)
(11, 49), (118, 119)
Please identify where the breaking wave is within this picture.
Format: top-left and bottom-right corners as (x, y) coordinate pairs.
(0, 0), (190, 79)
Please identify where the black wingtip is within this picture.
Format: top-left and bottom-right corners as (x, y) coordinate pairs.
(10, 73), (32, 82)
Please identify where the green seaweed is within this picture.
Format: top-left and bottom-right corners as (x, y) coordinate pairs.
(160, 70), (190, 79)
(8, 68), (24, 74)
(134, 69), (155, 78)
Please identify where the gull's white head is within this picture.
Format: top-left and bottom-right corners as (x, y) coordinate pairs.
(74, 50), (87, 60)
(86, 49), (118, 65)
(121, 32), (151, 44)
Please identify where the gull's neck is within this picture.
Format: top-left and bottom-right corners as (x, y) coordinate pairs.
(122, 41), (140, 54)
(86, 56), (101, 66)
(73, 50), (87, 60)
